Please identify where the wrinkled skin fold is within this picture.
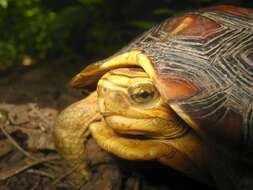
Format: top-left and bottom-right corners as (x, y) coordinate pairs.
(53, 92), (101, 185)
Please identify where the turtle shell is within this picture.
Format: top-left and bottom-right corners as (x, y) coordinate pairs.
(70, 5), (253, 155)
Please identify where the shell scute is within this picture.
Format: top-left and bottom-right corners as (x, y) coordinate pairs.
(164, 14), (221, 38)
(203, 5), (253, 17)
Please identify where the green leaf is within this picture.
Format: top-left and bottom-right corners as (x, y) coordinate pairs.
(25, 7), (40, 17)
(0, 0), (8, 8)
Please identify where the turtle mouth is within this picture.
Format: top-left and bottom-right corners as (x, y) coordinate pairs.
(114, 133), (152, 140)
(100, 114), (190, 141)
(109, 127), (188, 141)
(88, 120), (174, 161)
(88, 113), (190, 160)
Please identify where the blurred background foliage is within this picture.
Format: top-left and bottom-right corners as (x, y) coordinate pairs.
(0, 0), (252, 70)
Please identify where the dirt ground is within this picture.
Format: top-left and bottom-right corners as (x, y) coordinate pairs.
(0, 60), (217, 190)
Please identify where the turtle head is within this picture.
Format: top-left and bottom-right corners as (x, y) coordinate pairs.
(96, 67), (187, 139)
(82, 66), (211, 184)
(67, 51), (213, 183)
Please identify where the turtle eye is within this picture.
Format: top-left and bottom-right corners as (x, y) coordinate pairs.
(129, 84), (157, 104)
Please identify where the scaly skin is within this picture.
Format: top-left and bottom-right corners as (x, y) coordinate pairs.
(53, 92), (101, 186)
(54, 68), (214, 186)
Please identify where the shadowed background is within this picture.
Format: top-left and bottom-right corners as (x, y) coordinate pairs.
(0, 0), (252, 71)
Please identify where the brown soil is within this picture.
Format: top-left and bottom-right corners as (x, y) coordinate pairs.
(0, 61), (217, 190)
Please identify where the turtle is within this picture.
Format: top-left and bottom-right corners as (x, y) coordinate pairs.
(53, 5), (253, 190)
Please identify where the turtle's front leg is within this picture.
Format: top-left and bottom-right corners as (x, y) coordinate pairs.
(53, 92), (101, 186)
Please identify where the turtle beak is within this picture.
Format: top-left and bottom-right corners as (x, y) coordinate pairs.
(69, 50), (156, 88)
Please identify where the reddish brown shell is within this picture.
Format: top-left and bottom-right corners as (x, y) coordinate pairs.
(143, 5), (253, 151)
(71, 5), (253, 153)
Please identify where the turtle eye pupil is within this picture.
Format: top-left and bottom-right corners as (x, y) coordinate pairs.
(129, 84), (157, 104)
(140, 90), (153, 99)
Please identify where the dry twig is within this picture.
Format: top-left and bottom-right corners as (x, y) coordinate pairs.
(0, 125), (37, 160)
